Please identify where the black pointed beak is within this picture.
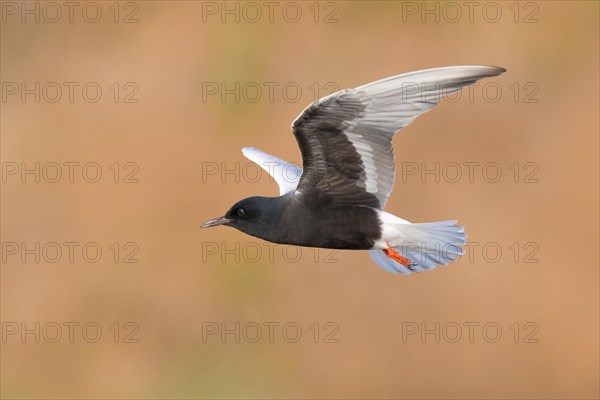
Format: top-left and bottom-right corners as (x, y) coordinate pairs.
(200, 216), (231, 228)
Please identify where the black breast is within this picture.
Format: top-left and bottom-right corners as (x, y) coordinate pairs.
(267, 203), (382, 250)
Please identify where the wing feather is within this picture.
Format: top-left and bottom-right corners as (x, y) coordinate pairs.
(291, 65), (506, 208)
(241, 147), (302, 195)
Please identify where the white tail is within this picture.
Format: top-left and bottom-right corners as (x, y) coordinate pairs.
(370, 220), (466, 274)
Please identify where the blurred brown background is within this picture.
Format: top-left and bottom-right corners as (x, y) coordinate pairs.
(1, 1), (598, 399)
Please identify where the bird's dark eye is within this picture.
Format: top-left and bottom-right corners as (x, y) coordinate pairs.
(237, 208), (246, 217)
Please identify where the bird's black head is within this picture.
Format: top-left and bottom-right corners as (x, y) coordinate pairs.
(201, 196), (281, 238)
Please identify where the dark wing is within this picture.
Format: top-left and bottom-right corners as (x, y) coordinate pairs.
(291, 65), (506, 209)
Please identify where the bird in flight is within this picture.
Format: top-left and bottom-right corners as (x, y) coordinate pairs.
(202, 66), (506, 274)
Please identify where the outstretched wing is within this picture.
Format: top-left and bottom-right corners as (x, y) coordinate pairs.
(241, 147), (302, 195)
(291, 65), (506, 209)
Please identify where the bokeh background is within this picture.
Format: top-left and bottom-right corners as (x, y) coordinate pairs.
(1, 1), (598, 398)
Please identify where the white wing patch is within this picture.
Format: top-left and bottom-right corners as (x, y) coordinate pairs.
(344, 132), (379, 193)
(241, 147), (302, 196)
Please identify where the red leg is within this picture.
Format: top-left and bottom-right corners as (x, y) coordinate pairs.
(383, 243), (415, 269)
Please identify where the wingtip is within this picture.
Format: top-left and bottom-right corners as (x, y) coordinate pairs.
(479, 65), (507, 76)
(438, 65), (507, 77)
(490, 65), (507, 74)
(453, 65), (507, 77)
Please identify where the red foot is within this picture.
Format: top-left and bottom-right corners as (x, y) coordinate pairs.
(383, 243), (414, 269)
